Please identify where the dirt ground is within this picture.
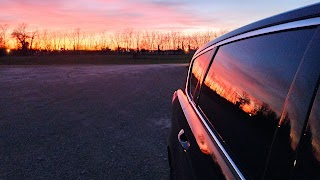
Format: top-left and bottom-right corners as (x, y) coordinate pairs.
(0, 64), (188, 179)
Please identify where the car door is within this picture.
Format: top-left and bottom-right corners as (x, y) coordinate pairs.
(169, 49), (217, 179)
(196, 26), (318, 179)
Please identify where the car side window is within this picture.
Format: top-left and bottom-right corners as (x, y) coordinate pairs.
(189, 49), (214, 102)
(292, 85), (320, 179)
(197, 27), (317, 179)
(264, 27), (320, 179)
(285, 28), (320, 179)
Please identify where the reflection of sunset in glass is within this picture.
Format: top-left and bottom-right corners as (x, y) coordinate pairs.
(193, 28), (320, 179)
(309, 89), (320, 162)
(190, 49), (214, 99)
(200, 27), (314, 120)
(204, 70), (259, 114)
(192, 54), (210, 84)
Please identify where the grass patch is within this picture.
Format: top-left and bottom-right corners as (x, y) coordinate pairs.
(0, 54), (192, 65)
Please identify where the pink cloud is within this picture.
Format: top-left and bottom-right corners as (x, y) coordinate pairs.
(2, 0), (319, 34)
(0, 0), (213, 33)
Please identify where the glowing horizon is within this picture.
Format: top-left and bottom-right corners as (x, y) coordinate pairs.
(1, 1), (319, 50)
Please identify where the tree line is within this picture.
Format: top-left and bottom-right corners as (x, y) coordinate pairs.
(0, 23), (228, 53)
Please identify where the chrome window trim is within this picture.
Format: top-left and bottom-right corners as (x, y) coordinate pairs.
(194, 17), (320, 57)
(215, 17), (320, 47)
(184, 16), (320, 179)
(191, 46), (216, 62)
(186, 48), (216, 100)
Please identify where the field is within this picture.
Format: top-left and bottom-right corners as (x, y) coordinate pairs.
(0, 54), (192, 65)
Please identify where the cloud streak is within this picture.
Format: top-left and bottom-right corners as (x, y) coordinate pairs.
(1, 0), (208, 32)
(0, 0), (319, 33)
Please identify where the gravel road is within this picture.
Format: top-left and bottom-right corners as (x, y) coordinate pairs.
(0, 64), (188, 179)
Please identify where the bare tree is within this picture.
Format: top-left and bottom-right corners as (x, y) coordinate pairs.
(149, 31), (157, 50)
(113, 31), (122, 51)
(0, 24), (9, 48)
(139, 30), (152, 50)
(29, 30), (38, 50)
(180, 34), (187, 50)
(40, 29), (52, 50)
(95, 32), (104, 50)
(236, 92), (251, 108)
(191, 32), (200, 49)
(81, 30), (88, 50)
(61, 32), (68, 50)
(185, 34), (193, 50)
(5, 25), (229, 51)
(203, 30), (212, 45)
(162, 32), (170, 50)
(155, 31), (164, 52)
(50, 31), (58, 50)
(56, 31), (63, 50)
(170, 31), (180, 50)
(123, 28), (133, 51)
(11, 23), (30, 52)
(74, 28), (82, 50)
(133, 30), (141, 50)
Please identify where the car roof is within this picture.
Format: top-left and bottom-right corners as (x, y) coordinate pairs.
(194, 3), (320, 56)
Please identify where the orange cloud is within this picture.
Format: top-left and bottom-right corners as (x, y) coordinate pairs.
(0, 0), (217, 33)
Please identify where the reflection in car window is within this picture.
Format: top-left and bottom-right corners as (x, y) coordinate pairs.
(189, 49), (214, 101)
(294, 85), (320, 179)
(198, 28), (316, 179)
(265, 27), (320, 179)
(309, 86), (320, 164)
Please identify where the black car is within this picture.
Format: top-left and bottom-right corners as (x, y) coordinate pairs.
(168, 3), (320, 180)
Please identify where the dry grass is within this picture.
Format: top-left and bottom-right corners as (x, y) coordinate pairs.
(0, 54), (192, 65)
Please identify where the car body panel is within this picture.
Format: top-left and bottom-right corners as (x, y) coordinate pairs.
(169, 90), (242, 179)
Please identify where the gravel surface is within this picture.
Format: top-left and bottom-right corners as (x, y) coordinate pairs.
(0, 64), (188, 179)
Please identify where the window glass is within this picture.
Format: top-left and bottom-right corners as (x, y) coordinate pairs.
(265, 27), (320, 179)
(293, 85), (320, 179)
(198, 28), (316, 179)
(282, 28), (320, 179)
(189, 49), (214, 101)
(308, 87), (320, 165)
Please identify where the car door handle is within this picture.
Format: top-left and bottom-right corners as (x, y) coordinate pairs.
(178, 129), (190, 151)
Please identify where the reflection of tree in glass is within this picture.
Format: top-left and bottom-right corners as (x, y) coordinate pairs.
(280, 110), (307, 151)
(252, 103), (280, 131)
(236, 92), (251, 108)
(204, 71), (262, 114)
(278, 113), (291, 143)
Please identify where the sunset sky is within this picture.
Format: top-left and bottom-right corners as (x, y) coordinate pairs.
(1, 0), (319, 33)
